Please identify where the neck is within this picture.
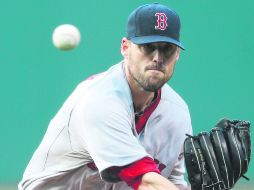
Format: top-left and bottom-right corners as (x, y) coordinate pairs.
(123, 62), (155, 113)
(132, 89), (155, 114)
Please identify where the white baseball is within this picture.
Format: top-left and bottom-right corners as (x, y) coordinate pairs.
(52, 24), (81, 51)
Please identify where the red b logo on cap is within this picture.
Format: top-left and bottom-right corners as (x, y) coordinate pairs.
(155, 13), (168, 30)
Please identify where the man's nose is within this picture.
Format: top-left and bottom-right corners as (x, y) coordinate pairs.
(152, 49), (164, 65)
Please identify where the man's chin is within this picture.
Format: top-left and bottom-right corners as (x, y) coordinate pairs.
(143, 83), (163, 92)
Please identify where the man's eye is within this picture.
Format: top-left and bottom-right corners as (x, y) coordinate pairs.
(143, 44), (155, 53)
(164, 45), (177, 55)
(163, 44), (174, 51)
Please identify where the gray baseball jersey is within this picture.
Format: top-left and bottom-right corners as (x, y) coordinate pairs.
(19, 62), (192, 190)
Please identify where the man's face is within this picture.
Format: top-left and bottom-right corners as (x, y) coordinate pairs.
(122, 38), (180, 92)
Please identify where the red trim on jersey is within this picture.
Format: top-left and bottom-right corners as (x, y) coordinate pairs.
(135, 89), (161, 134)
(87, 162), (98, 170)
(117, 157), (160, 190)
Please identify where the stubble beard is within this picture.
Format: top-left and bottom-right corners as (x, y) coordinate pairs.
(128, 66), (166, 92)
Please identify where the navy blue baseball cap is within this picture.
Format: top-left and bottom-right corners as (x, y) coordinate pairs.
(127, 3), (184, 49)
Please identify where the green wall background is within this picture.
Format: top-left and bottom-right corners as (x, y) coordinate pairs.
(0, 0), (253, 187)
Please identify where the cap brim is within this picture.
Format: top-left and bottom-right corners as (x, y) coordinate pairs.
(130, 35), (185, 50)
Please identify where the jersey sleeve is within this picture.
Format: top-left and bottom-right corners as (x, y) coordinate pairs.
(167, 151), (187, 187)
(68, 93), (150, 182)
(167, 122), (192, 187)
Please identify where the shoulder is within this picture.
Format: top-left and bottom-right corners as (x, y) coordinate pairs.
(156, 84), (192, 134)
(74, 62), (133, 115)
(160, 84), (189, 113)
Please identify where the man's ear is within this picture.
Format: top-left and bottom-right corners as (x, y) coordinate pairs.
(175, 47), (180, 61)
(121, 37), (130, 58)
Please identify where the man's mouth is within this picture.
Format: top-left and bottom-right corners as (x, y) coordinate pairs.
(146, 66), (165, 73)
